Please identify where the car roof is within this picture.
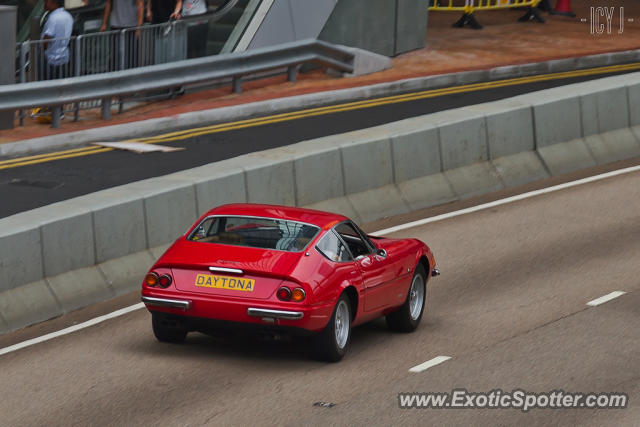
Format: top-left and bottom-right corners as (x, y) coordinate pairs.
(205, 204), (349, 228)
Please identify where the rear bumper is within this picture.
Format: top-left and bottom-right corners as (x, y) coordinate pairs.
(247, 307), (303, 320)
(141, 289), (333, 332)
(142, 296), (191, 310)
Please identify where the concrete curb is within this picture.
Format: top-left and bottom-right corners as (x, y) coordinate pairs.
(0, 248), (157, 332)
(2, 48), (640, 158)
(2, 72), (640, 334)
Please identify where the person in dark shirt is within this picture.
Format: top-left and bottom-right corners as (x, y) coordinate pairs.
(182, 0), (208, 58)
(100, 0), (144, 69)
(146, 0), (182, 24)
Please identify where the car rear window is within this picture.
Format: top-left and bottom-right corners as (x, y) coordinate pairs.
(187, 216), (320, 252)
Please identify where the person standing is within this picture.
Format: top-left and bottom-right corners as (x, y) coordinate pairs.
(100, 0), (144, 69)
(147, 0), (182, 24)
(40, 0), (74, 80)
(145, 0), (183, 65)
(100, 0), (144, 31)
(182, 0), (208, 58)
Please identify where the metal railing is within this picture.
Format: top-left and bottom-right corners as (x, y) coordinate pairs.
(429, 0), (541, 13)
(1, 39), (355, 128)
(18, 21), (189, 80)
(14, 1), (243, 123)
(16, 1), (242, 84)
(16, 21), (190, 124)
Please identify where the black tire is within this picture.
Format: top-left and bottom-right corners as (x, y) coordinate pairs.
(386, 264), (427, 332)
(152, 313), (188, 343)
(311, 294), (352, 362)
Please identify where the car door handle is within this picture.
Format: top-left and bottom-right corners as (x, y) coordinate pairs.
(350, 270), (358, 275)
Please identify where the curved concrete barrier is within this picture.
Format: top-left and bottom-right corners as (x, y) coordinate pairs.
(1, 73), (640, 333)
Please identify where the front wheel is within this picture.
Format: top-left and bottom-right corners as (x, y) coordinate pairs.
(152, 313), (188, 343)
(386, 264), (426, 332)
(312, 294), (352, 362)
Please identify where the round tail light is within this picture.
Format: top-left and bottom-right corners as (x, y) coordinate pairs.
(144, 272), (159, 287)
(291, 288), (306, 302)
(158, 274), (173, 288)
(276, 287), (292, 301)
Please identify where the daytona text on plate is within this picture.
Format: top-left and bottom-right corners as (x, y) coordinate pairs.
(195, 274), (255, 292)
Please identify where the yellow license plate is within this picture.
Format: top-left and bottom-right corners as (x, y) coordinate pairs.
(194, 274), (255, 292)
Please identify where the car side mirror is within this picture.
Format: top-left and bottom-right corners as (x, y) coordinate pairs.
(376, 248), (387, 259)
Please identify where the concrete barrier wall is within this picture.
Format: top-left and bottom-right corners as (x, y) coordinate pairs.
(2, 73), (640, 333)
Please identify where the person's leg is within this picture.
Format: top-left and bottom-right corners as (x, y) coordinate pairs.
(127, 29), (139, 69)
(186, 22), (198, 59)
(111, 28), (123, 70)
(44, 59), (55, 80)
(111, 27), (139, 70)
(187, 20), (209, 59)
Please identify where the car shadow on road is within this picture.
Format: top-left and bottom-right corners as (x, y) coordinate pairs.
(120, 316), (421, 364)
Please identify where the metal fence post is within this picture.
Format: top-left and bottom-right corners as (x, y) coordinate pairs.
(51, 106), (62, 128)
(233, 76), (243, 94)
(119, 30), (126, 71)
(287, 65), (297, 83)
(74, 35), (82, 122)
(19, 41), (28, 126)
(118, 30), (126, 113)
(102, 97), (112, 120)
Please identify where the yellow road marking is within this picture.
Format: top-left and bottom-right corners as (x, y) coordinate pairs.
(137, 62), (640, 144)
(0, 145), (101, 165)
(2, 62), (639, 170)
(0, 148), (112, 171)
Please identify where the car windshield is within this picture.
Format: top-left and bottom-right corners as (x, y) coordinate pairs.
(187, 216), (320, 252)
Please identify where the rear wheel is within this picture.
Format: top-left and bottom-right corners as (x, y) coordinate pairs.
(386, 264), (426, 332)
(152, 313), (188, 343)
(312, 294), (352, 362)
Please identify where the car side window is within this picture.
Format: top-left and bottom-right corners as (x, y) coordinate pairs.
(334, 222), (374, 258)
(351, 222), (377, 253)
(316, 231), (352, 262)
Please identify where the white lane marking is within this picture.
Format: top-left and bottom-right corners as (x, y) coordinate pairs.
(0, 303), (145, 356)
(374, 164), (640, 235)
(3, 164), (640, 356)
(92, 142), (185, 153)
(586, 291), (627, 307)
(409, 356), (452, 373)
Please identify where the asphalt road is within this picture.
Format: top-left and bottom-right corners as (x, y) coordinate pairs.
(0, 68), (637, 219)
(0, 167), (638, 426)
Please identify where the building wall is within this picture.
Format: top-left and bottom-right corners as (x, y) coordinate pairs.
(246, 0), (427, 56)
(319, 0), (427, 57)
(247, 0), (338, 50)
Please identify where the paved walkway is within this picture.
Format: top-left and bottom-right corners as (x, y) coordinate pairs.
(2, 0), (639, 144)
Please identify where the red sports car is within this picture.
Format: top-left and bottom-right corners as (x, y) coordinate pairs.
(141, 204), (439, 361)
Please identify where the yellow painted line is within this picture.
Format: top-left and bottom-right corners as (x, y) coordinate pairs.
(138, 62), (640, 144)
(0, 146), (100, 166)
(2, 61), (639, 170)
(0, 148), (112, 170)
